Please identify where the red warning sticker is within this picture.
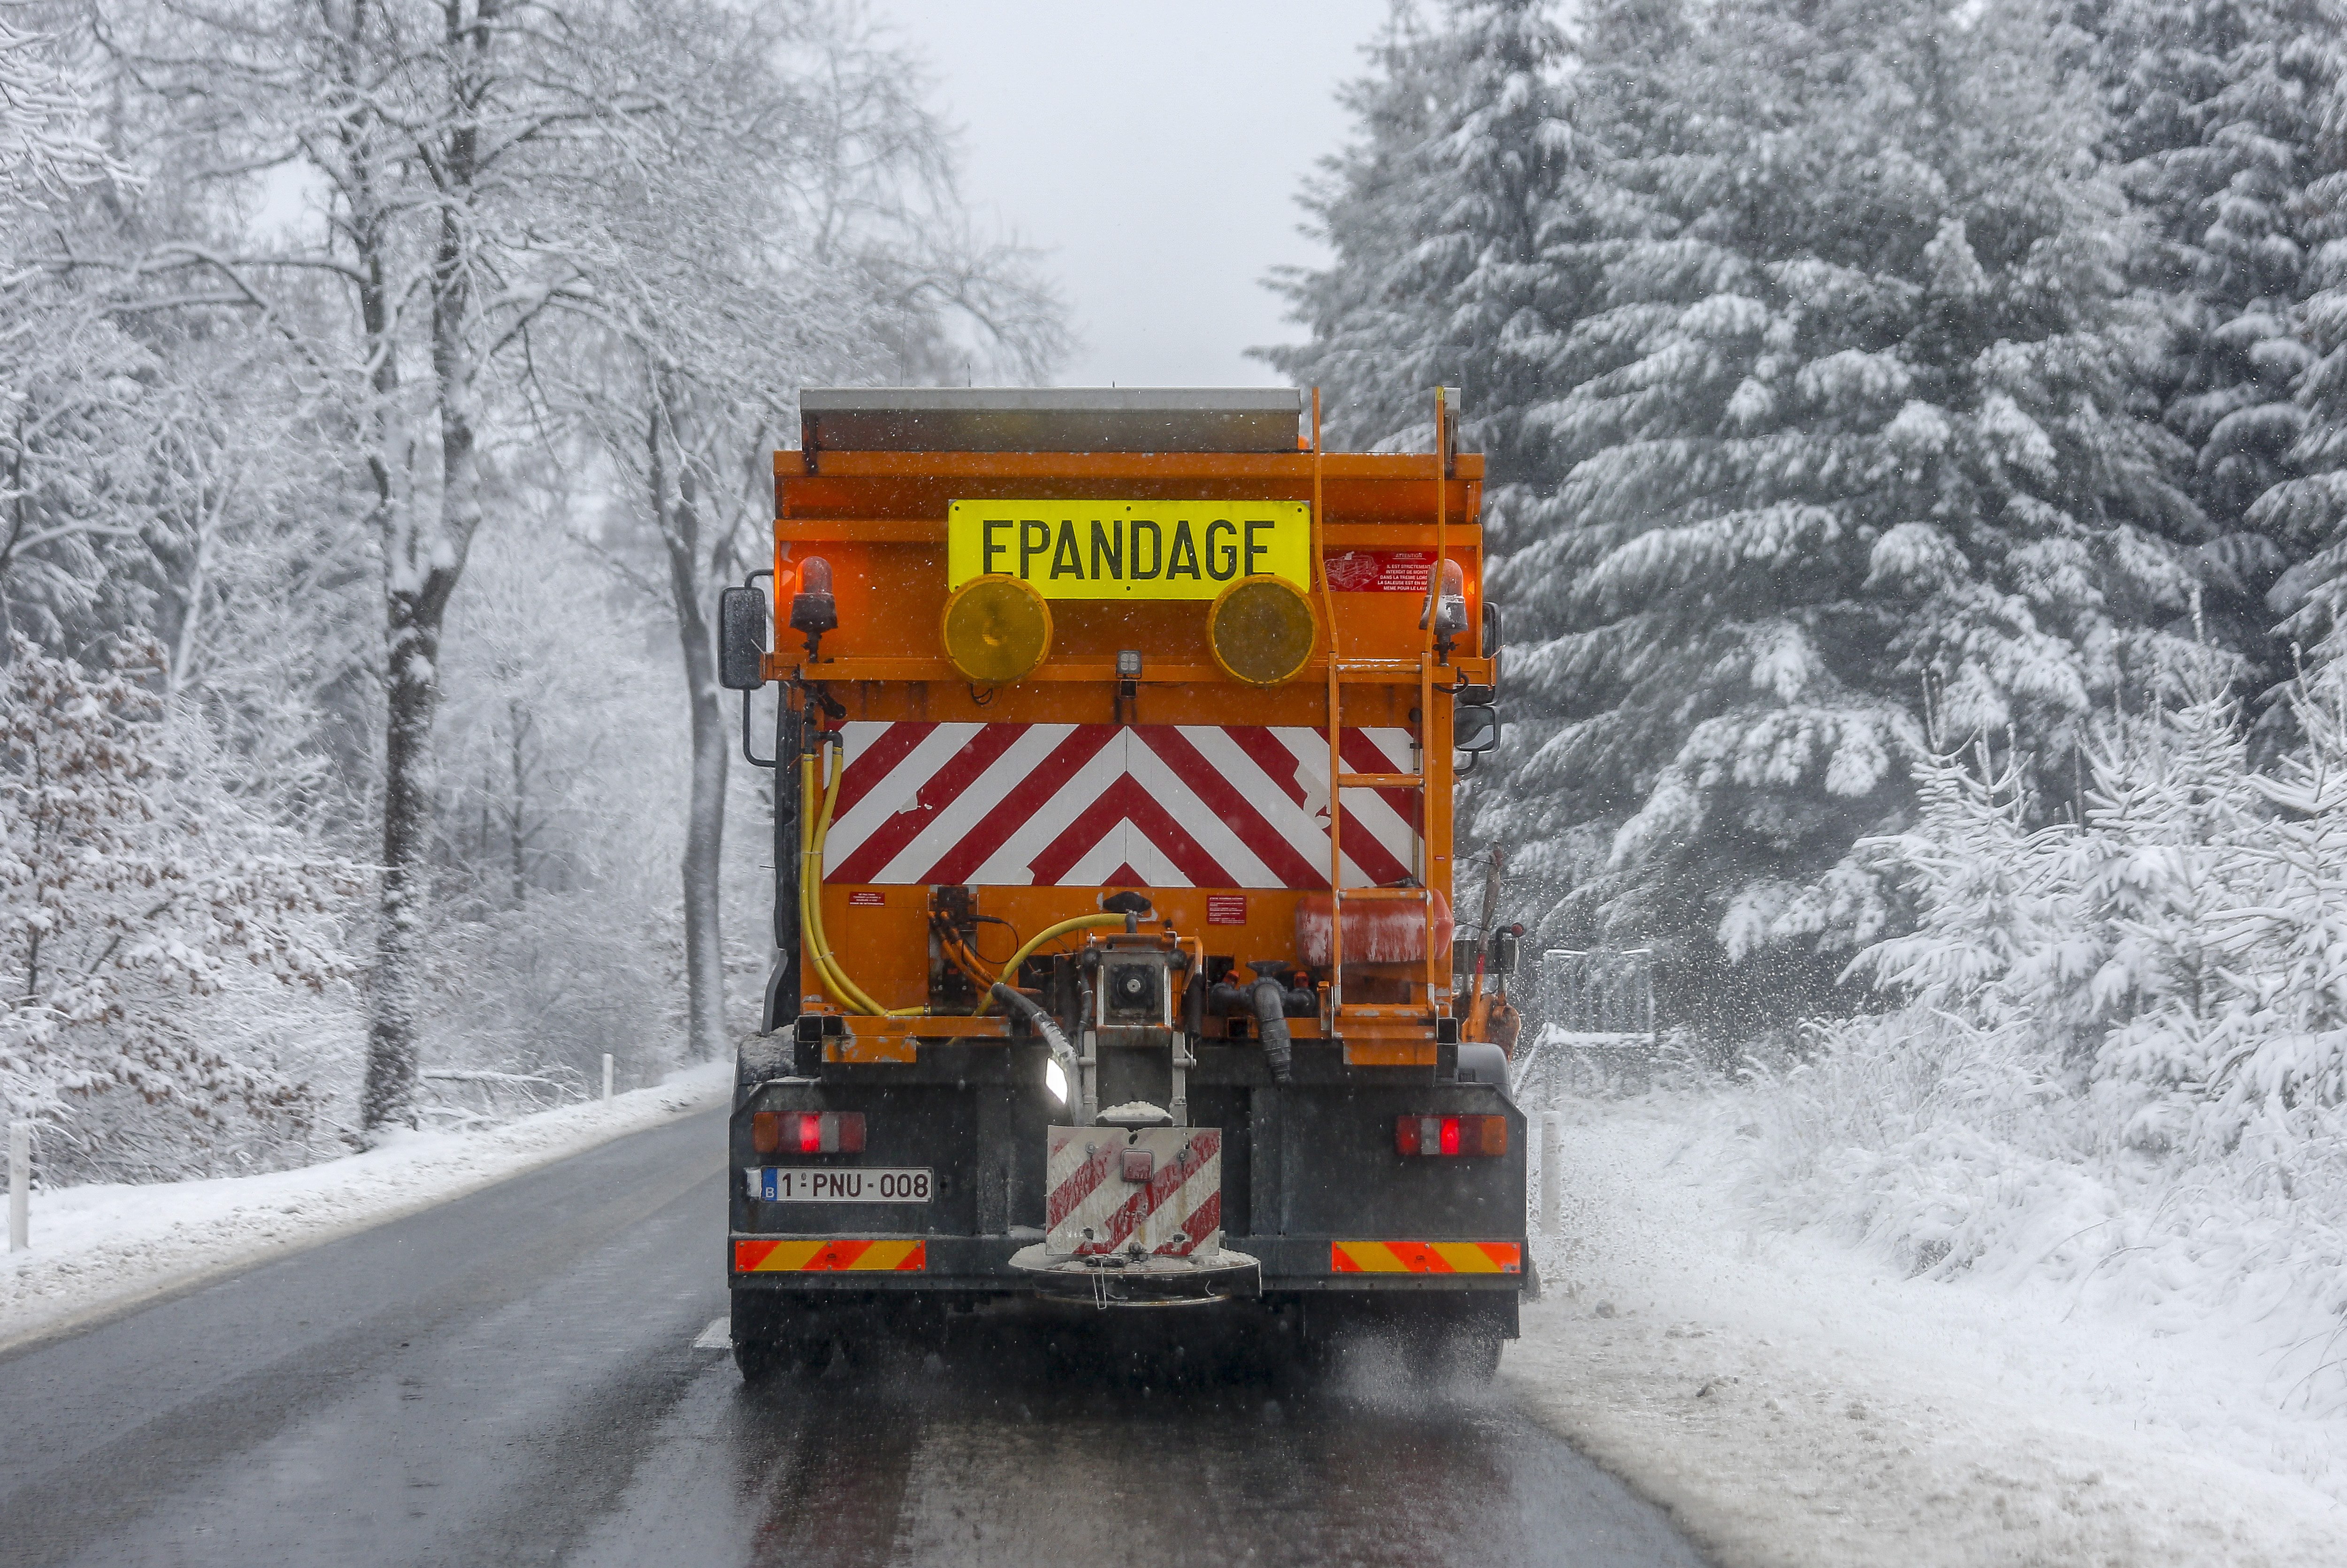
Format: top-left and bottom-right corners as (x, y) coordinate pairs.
(847, 890), (885, 906)
(1324, 550), (1434, 594)
(1206, 895), (1248, 925)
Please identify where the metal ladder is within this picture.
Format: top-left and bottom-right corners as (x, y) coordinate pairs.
(1311, 387), (1451, 1049)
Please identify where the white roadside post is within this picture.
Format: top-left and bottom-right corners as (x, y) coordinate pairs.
(602, 1054), (614, 1102)
(9, 1121), (30, 1253)
(1536, 950), (1563, 1238)
(1541, 1109), (1561, 1237)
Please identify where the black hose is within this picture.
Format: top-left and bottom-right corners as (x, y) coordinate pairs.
(1069, 974), (1093, 1052)
(1251, 978), (1293, 1084)
(990, 982), (1081, 1096)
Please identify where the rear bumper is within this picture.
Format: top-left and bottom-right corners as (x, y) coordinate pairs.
(728, 1232), (1524, 1293)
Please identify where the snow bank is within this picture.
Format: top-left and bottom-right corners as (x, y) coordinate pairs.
(1506, 1096), (2347, 1568)
(0, 1061), (728, 1353)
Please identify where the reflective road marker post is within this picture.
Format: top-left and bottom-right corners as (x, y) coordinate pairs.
(8, 1121), (28, 1253)
(602, 1054), (614, 1102)
(1541, 1109), (1560, 1237)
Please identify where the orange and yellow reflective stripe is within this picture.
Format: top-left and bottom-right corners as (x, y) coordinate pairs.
(1330, 1240), (1520, 1275)
(733, 1239), (926, 1273)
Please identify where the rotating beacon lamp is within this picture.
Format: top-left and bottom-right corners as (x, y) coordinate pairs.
(790, 556), (839, 659)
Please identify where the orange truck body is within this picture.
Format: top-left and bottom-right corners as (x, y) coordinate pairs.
(726, 389), (1525, 1356)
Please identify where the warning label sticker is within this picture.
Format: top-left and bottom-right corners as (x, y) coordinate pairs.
(1324, 550), (1434, 594)
(847, 890), (885, 906)
(1206, 895), (1248, 925)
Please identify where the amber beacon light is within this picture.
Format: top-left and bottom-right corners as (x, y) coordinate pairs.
(941, 574), (1054, 685)
(1208, 575), (1318, 687)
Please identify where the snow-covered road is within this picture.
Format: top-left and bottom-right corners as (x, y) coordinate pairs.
(0, 1062), (730, 1354)
(0, 1100), (1697, 1568)
(13, 1063), (2344, 1563)
(1507, 1099), (2347, 1567)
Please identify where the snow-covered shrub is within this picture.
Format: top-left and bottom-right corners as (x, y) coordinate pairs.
(1752, 652), (2347, 1407)
(0, 636), (368, 1180)
(1844, 649), (2347, 1161)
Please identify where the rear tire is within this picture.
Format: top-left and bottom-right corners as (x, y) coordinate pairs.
(732, 1291), (821, 1384)
(733, 1335), (788, 1384)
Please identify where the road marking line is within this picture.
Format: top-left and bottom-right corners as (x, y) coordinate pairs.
(693, 1316), (730, 1350)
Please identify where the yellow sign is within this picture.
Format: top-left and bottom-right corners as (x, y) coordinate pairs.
(946, 499), (1311, 600)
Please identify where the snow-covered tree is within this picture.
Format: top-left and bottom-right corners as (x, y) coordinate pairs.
(1260, 0), (1599, 479)
(540, 0), (1061, 1061)
(0, 0), (123, 210)
(2083, 0), (2347, 671)
(422, 528), (688, 1091)
(1475, 0), (2201, 1026)
(2251, 50), (2347, 660)
(116, 0), (723, 1126)
(0, 283), (160, 649)
(1852, 645), (2347, 1166)
(0, 0), (1061, 1168)
(0, 636), (364, 1178)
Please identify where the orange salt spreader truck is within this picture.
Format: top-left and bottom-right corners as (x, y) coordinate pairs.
(715, 387), (1523, 1379)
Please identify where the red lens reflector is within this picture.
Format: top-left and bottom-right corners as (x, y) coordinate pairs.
(762, 1111), (866, 1156)
(1395, 1112), (1507, 1156)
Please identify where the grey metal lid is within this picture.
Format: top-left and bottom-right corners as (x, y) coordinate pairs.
(798, 387), (1305, 455)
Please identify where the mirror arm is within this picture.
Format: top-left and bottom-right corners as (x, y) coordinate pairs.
(739, 568), (777, 769)
(741, 687), (776, 770)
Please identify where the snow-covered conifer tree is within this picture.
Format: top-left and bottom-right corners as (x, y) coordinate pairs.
(2251, 51), (2347, 659)
(2084, 0), (2347, 668)
(1481, 0), (2202, 1027)
(1261, 0), (1597, 479)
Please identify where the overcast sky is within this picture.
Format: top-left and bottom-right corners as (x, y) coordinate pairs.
(864, 0), (1397, 390)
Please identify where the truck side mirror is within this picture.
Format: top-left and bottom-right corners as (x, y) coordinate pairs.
(1490, 924), (1521, 977)
(1454, 703), (1500, 754)
(718, 585), (769, 691)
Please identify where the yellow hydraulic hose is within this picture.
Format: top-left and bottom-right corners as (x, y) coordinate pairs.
(799, 743), (922, 1018)
(798, 751), (866, 1013)
(994, 913), (1132, 989)
(802, 746), (902, 1016)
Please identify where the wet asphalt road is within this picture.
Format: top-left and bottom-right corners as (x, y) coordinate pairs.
(0, 1109), (1701, 1568)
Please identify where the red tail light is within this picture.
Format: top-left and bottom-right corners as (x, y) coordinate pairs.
(1394, 1114), (1507, 1157)
(752, 1110), (864, 1156)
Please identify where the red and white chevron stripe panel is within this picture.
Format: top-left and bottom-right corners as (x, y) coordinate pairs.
(823, 723), (1421, 889)
(1045, 1125), (1223, 1258)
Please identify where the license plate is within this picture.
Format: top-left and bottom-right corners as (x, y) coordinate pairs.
(745, 1167), (931, 1203)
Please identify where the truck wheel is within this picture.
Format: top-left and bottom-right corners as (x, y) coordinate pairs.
(734, 1334), (788, 1384)
(790, 1331), (840, 1378)
(731, 1293), (787, 1384)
